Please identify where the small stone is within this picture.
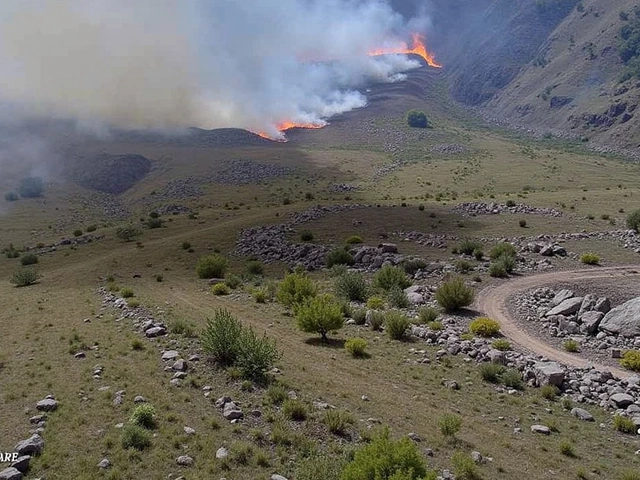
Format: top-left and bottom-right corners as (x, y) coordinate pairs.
(176, 455), (194, 466)
(183, 426), (196, 435)
(172, 359), (187, 372)
(133, 396), (147, 403)
(14, 435), (45, 456)
(97, 458), (111, 469)
(531, 425), (551, 435)
(74, 352), (86, 359)
(0, 467), (23, 480)
(471, 451), (484, 464)
(270, 475), (289, 480)
(36, 399), (58, 412)
(216, 447), (229, 459)
(361, 395), (370, 401)
(407, 432), (421, 442)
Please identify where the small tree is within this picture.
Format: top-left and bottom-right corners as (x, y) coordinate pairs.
(407, 110), (429, 128)
(196, 254), (229, 279)
(277, 272), (317, 307)
(627, 209), (640, 232)
(18, 176), (44, 198)
(295, 294), (344, 342)
(201, 309), (244, 366)
(334, 272), (370, 302)
(116, 225), (141, 242)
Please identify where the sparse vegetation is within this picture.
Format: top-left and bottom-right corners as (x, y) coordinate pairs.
(580, 252), (600, 265)
(458, 239), (483, 256)
(418, 306), (439, 324)
(373, 265), (412, 291)
(491, 339), (511, 351)
(435, 277), (475, 312)
(246, 260), (264, 275)
(613, 415), (636, 434)
(541, 384), (559, 400)
(196, 254), (229, 279)
(438, 413), (462, 439)
(490, 242), (517, 260)
(300, 230), (314, 242)
(116, 225), (142, 242)
(469, 317), (501, 337)
(620, 350), (640, 371)
(282, 398), (308, 421)
(324, 409), (354, 435)
(563, 339), (579, 352)
(452, 451), (481, 480)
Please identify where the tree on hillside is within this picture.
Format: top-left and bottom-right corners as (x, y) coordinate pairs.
(407, 110), (429, 128)
(295, 294), (344, 342)
(116, 225), (142, 242)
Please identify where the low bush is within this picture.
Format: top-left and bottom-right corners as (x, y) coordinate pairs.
(580, 253), (600, 265)
(73, 229), (83, 237)
(626, 209), (640, 232)
(563, 339), (579, 352)
(541, 384), (559, 400)
(253, 289), (267, 304)
(20, 253), (38, 266)
(277, 272), (317, 307)
(402, 258), (427, 275)
(473, 248), (484, 260)
(120, 288), (134, 298)
(300, 230), (314, 242)
(366, 295), (385, 310)
(196, 254), (229, 279)
(452, 451), (481, 480)
(246, 260), (264, 275)
(458, 239), (483, 256)
(334, 272), (369, 302)
(130, 404), (157, 429)
(352, 308), (367, 325)
(295, 294), (344, 342)
(18, 176), (44, 198)
(479, 363), (505, 383)
(5, 249), (19, 259)
(4, 192), (18, 202)
(387, 286), (410, 309)
(326, 248), (355, 268)
(469, 317), (501, 337)
(502, 369), (524, 390)
(324, 409), (354, 435)
(295, 455), (348, 480)
(235, 327), (282, 381)
(621, 350), (640, 371)
(146, 217), (163, 229)
(116, 225), (141, 242)
(201, 309), (244, 366)
(454, 259), (474, 273)
(438, 414), (462, 439)
(488, 262), (508, 278)
(613, 415), (636, 434)
(169, 318), (196, 337)
(373, 265), (411, 291)
(489, 242), (517, 260)
(418, 306), (439, 324)
(282, 399), (308, 421)
(496, 252), (516, 273)
(369, 311), (385, 331)
(266, 384), (287, 405)
(181, 241), (191, 250)
(345, 337), (368, 357)
(427, 320), (443, 331)
(212, 283), (230, 295)
(491, 339), (511, 351)
(86, 224), (97, 232)
(560, 441), (577, 458)
(519, 219), (527, 228)
(121, 424), (151, 450)
(345, 235), (363, 245)
(435, 277), (475, 312)
(385, 311), (410, 341)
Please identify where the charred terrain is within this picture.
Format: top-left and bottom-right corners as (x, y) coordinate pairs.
(3, 2), (640, 480)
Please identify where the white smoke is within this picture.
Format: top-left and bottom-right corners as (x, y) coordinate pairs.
(0, 0), (427, 139)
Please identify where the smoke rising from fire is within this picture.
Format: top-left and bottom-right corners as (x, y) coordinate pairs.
(0, 0), (434, 139)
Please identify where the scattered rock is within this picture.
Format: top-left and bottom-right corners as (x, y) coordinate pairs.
(0, 468), (23, 480)
(571, 408), (594, 422)
(14, 435), (44, 456)
(531, 425), (551, 435)
(176, 455), (194, 466)
(97, 458), (111, 469)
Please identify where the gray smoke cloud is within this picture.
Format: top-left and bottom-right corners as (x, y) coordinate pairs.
(0, 0), (428, 140)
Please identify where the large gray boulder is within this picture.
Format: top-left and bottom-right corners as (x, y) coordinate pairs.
(533, 362), (565, 387)
(14, 435), (44, 456)
(0, 468), (22, 480)
(579, 311), (604, 335)
(546, 298), (583, 317)
(610, 393), (635, 409)
(571, 408), (594, 422)
(600, 297), (640, 337)
(550, 289), (574, 307)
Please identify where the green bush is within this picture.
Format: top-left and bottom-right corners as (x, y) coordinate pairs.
(385, 311), (410, 341)
(506, 199), (516, 207)
(427, 320), (443, 331)
(613, 415), (636, 434)
(619, 472), (640, 480)
(418, 307), (439, 324)
(502, 369), (524, 390)
(491, 339), (511, 351)
(580, 253), (600, 265)
(387, 286), (409, 309)
(479, 363), (505, 383)
(300, 230), (314, 242)
(438, 414), (462, 439)
(277, 272), (317, 307)
(489, 242), (517, 260)
(454, 259), (474, 273)
(181, 241), (191, 250)
(367, 296), (385, 310)
(452, 452), (481, 480)
(346, 235), (363, 245)
(253, 288), (267, 303)
(406, 110), (429, 129)
(120, 288), (134, 298)
(169, 318), (196, 337)
(435, 277), (475, 312)
(541, 384), (559, 400)
(212, 283), (230, 295)
(369, 311), (385, 331)
(326, 248), (355, 268)
(469, 317), (500, 337)
(519, 219), (527, 228)
(224, 274), (242, 289)
(373, 265), (411, 291)
(488, 262), (508, 278)
(11, 268), (39, 287)
(86, 224), (97, 232)
(402, 258), (427, 275)
(560, 441), (577, 458)
(473, 248), (484, 260)
(496, 253), (516, 273)
(4, 192), (18, 202)
(334, 272), (370, 302)
(130, 404), (156, 429)
(295, 294), (344, 342)
(266, 384), (288, 405)
(246, 260), (264, 275)
(563, 339), (579, 352)
(627, 209), (640, 232)
(341, 429), (435, 480)
(352, 308), (367, 325)
(121, 424), (152, 450)
(324, 409), (354, 435)
(18, 176), (44, 198)
(73, 229), (83, 237)
(116, 225), (141, 242)
(345, 337), (368, 357)
(20, 253), (38, 266)
(458, 239), (483, 256)
(146, 217), (163, 229)
(621, 350), (640, 371)
(282, 399), (308, 421)
(201, 309), (244, 366)
(5, 249), (19, 259)
(235, 327), (282, 380)
(196, 254), (229, 279)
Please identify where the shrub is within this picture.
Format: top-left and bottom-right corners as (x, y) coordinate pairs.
(266, 384), (287, 405)
(407, 110), (429, 129)
(369, 311), (385, 331)
(346, 235), (363, 244)
(128, 299), (140, 308)
(479, 363), (505, 383)
(146, 217), (163, 229)
(282, 399), (308, 421)
(418, 307), (439, 324)
(452, 452), (481, 480)
(560, 441), (577, 458)
(627, 209), (640, 232)
(11, 268), (39, 287)
(491, 339), (511, 351)
(295, 455), (348, 480)
(341, 429), (435, 480)
(212, 283), (230, 295)
(120, 288), (134, 298)
(86, 224), (97, 232)
(435, 277), (475, 312)
(121, 424), (151, 450)
(387, 286), (410, 309)
(366, 295), (385, 310)
(116, 225), (141, 242)
(402, 258), (427, 275)
(580, 253), (600, 265)
(334, 272), (370, 302)
(502, 369), (524, 390)
(489, 242), (517, 260)
(469, 317), (500, 337)
(5, 249), (19, 259)
(619, 471), (640, 480)
(373, 265), (411, 291)
(131, 338), (145, 351)
(155, 274), (163, 282)
(324, 409), (354, 435)
(224, 274), (242, 289)
(130, 404), (156, 429)
(473, 248), (484, 260)
(4, 192), (18, 202)
(458, 239), (482, 256)
(563, 339), (579, 352)
(196, 254), (229, 279)
(18, 176), (44, 198)
(253, 289), (267, 303)
(181, 241), (191, 250)
(73, 229), (83, 237)
(345, 338), (368, 357)
(300, 230), (314, 242)
(488, 262), (508, 278)
(454, 259), (474, 273)
(496, 253), (516, 273)
(519, 219), (527, 228)
(201, 309), (244, 366)
(20, 253), (38, 266)
(277, 272), (317, 307)
(295, 294), (344, 342)
(326, 248), (355, 268)
(613, 415), (636, 434)
(235, 327), (282, 380)
(385, 311), (410, 341)
(246, 260), (264, 275)
(541, 384), (559, 400)
(427, 320), (443, 331)
(438, 414), (462, 439)
(169, 318), (196, 337)
(352, 308), (367, 325)
(506, 199), (516, 207)
(621, 350), (640, 371)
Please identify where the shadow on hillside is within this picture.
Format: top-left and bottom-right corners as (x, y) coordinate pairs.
(304, 337), (346, 349)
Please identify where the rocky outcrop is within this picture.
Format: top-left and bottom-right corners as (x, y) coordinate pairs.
(600, 297), (640, 337)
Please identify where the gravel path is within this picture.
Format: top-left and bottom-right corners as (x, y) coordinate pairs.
(475, 265), (640, 378)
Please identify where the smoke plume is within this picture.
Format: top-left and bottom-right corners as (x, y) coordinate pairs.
(0, 0), (428, 139)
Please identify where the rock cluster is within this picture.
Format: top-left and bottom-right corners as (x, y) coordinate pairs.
(215, 159), (293, 185)
(452, 202), (563, 218)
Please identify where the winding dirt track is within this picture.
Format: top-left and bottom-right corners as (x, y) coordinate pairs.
(475, 265), (640, 379)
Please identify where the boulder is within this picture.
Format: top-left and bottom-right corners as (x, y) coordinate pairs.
(610, 393), (635, 409)
(161, 350), (179, 361)
(545, 298), (583, 317)
(0, 468), (22, 480)
(145, 326), (166, 338)
(531, 425), (551, 434)
(600, 297), (640, 337)
(406, 292), (425, 305)
(10, 456), (30, 473)
(550, 289), (574, 307)
(571, 408), (594, 422)
(579, 311), (604, 335)
(14, 435), (44, 456)
(36, 398), (58, 412)
(578, 294), (597, 316)
(223, 402), (244, 420)
(378, 243), (398, 253)
(176, 455), (193, 466)
(533, 362), (565, 387)
(594, 297), (611, 314)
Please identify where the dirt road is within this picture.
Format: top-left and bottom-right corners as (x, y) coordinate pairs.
(475, 265), (640, 379)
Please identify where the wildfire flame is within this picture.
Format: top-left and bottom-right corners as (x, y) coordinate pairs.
(369, 33), (442, 69)
(256, 121), (326, 141)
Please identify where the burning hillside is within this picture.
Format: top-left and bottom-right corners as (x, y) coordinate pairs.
(369, 33), (442, 68)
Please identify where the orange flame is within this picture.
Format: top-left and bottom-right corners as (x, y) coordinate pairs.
(369, 33), (442, 68)
(255, 121), (326, 141)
